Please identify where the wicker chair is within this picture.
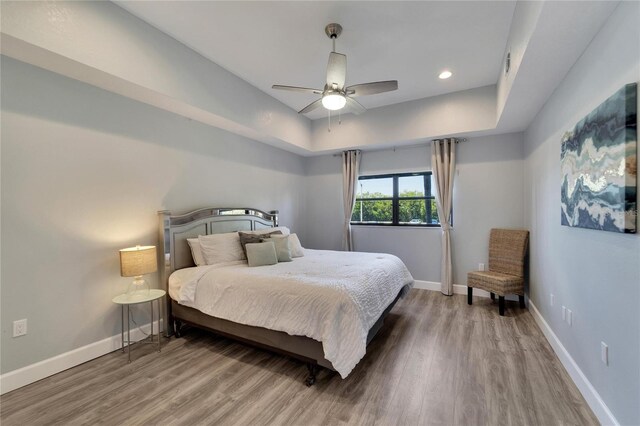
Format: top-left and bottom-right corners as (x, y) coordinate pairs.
(467, 229), (529, 316)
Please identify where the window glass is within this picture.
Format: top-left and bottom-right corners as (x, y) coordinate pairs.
(351, 200), (393, 223)
(429, 199), (440, 224)
(399, 200), (427, 224)
(351, 172), (446, 226)
(359, 178), (392, 198)
(398, 175), (425, 197)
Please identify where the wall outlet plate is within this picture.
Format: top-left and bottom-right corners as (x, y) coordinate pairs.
(601, 342), (609, 365)
(478, 263), (485, 271)
(13, 319), (27, 337)
(567, 309), (573, 326)
(550, 293), (555, 306)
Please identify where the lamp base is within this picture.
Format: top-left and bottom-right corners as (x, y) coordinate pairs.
(127, 276), (150, 299)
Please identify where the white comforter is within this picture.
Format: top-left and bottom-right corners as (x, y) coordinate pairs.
(169, 249), (414, 378)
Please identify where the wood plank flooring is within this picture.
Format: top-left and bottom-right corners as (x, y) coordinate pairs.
(0, 289), (598, 425)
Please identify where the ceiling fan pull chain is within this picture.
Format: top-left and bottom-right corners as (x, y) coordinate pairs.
(338, 109), (341, 125)
(328, 110), (331, 132)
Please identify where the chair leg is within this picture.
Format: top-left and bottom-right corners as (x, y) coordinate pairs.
(519, 295), (525, 309)
(490, 292), (495, 300)
(467, 287), (473, 305)
(498, 296), (505, 316)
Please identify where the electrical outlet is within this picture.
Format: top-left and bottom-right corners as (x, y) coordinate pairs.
(478, 263), (485, 271)
(562, 306), (566, 321)
(13, 319), (27, 337)
(550, 293), (555, 307)
(601, 342), (609, 365)
(567, 309), (573, 326)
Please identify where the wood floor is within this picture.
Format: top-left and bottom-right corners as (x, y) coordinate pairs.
(1, 289), (597, 426)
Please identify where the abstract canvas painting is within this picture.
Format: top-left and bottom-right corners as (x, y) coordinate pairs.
(561, 83), (637, 233)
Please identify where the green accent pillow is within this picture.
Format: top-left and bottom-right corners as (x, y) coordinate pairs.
(245, 241), (278, 267)
(262, 235), (292, 262)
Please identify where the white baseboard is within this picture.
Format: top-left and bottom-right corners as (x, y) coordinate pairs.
(0, 292), (619, 426)
(416, 280), (615, 424)
(413, 280), (519, 301)
(529, 301), (618, 426)
(414, 280), (475, 294)
(0, 319), (163, 395)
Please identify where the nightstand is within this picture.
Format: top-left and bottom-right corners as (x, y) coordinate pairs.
(112, 289), (166, 363)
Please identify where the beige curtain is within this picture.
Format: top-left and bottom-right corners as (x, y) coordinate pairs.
(342, 150), (362, 251)
(432, 139), (456, 295)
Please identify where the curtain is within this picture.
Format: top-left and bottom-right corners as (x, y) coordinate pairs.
(342, 150), (362, 251)
(432, 139), (456, 295)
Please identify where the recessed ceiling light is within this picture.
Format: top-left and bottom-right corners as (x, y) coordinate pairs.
(439, 70), (453, 80)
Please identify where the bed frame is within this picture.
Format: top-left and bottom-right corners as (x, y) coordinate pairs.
(158, 207), (403, 385)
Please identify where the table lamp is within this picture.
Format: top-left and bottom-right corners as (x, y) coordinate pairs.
(119, 245), (157, 298)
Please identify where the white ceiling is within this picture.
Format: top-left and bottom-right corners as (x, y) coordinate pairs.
(116, 1), (516, 120)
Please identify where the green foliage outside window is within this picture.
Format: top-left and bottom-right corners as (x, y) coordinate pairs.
(351, 197), (392, 222)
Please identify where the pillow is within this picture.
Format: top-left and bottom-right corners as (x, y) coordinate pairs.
(198, 232), (246, 265)
(187, 238), (206, 266)
(288, 233), (305, 258)
(245, 241), (278, 267)
(244, 226), (291, 236)
(238, 230), (282, 257)
(262, 235), (292, 262)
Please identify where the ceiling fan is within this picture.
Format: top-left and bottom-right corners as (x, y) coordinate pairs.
(272, 23), (398, 116)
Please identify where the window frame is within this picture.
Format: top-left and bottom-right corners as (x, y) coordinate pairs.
(351, 171), (445, 227)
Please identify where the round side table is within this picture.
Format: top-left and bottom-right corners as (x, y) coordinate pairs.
(112, 289), (166, 363)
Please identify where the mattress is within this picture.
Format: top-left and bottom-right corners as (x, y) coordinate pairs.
(168, 249), (414, 377)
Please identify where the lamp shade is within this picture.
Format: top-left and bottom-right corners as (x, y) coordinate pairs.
(119, 245), (157, 277)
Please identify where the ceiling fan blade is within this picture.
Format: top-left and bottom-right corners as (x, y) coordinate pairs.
(326, 52), (347, 90)
(298, 99), (323, 114)
(272, 85), (323, 95)
(345, 97), (367, 115)
(346, 80), (398, 97)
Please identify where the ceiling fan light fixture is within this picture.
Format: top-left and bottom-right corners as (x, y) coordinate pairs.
(439, 70), (453, 80)
(322, 93), (346, 110)
(272, 23), (397, 116)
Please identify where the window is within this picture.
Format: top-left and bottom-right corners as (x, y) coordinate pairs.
(351, 172), (444, 226)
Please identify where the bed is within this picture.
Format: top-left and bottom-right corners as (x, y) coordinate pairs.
(158, 207), (413, 385)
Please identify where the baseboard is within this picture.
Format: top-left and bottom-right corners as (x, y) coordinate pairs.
(0, 319), (163, 395)
(529, 301), (618, 426)
(1, 293), (618, 425)
(414, 280), (474, 295)
(413, 280), (518, 301)
(416, 281), (617, 424)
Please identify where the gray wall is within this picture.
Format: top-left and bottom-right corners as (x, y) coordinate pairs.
(523, 2), (639, 424)
(0, 57), (307, 374)
(304, 132), (525, 284)
(0, 0), (312, 152)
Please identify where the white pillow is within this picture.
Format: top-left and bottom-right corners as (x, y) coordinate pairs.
(187, 238), (206, 266)
(198, 232), (246, 265)
(245, 226), (290, 236)
(288, 233), (304, 258)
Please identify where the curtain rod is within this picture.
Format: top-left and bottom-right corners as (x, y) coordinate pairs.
(432, 138), (467, 143)
(331, 138), (467, 157)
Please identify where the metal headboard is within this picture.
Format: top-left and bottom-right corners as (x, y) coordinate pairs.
(157, 207), (278, 335)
